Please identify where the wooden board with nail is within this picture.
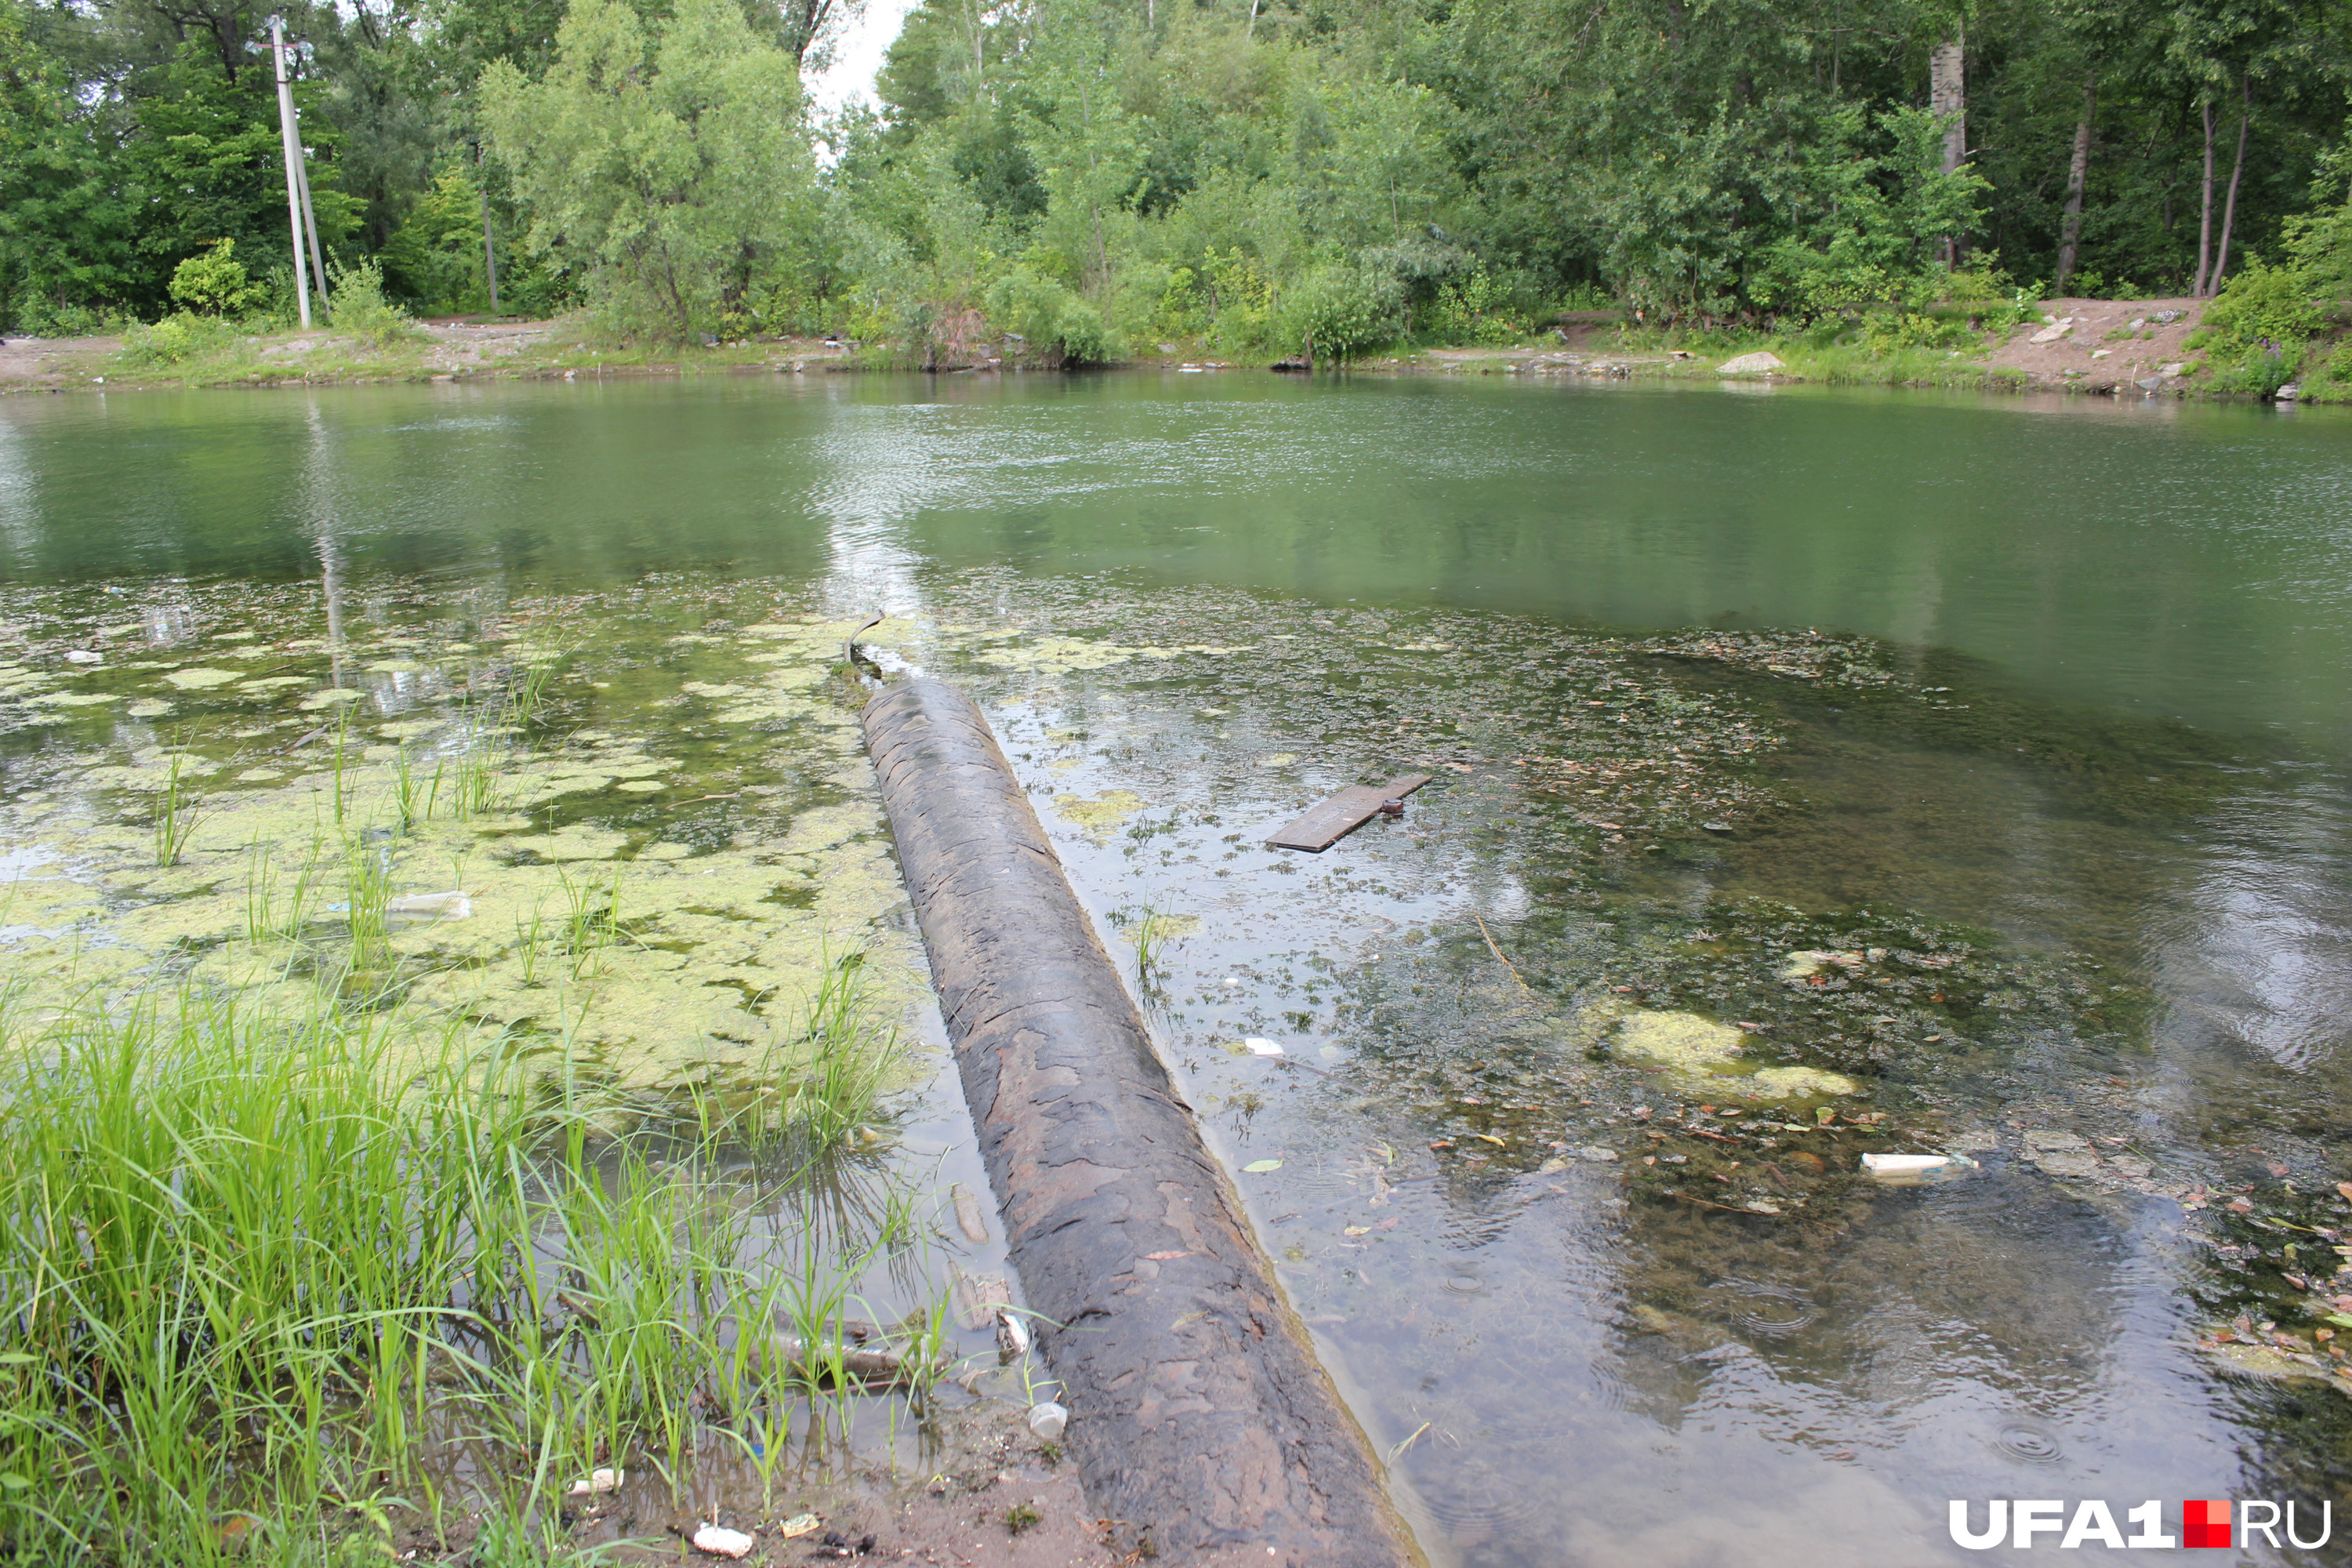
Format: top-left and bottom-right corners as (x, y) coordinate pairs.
(1265, 773), (1433, 852)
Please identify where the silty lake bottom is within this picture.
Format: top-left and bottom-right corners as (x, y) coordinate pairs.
(4, 372), (2352, 1566)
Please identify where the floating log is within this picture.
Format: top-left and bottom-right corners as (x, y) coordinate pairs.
(1264, 773), (1432, 852)
(863, 677), (1417, 1568)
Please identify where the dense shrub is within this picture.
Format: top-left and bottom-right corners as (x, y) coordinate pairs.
(166, 238), (264, 316)
(984, 270), (1116, 365)
(2197, 262), (2323, 395)
(1279, 264), (1403, 362)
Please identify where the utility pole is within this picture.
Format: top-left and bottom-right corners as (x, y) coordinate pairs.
(270, 16), (311, 328)
(294, 126), (330, 310)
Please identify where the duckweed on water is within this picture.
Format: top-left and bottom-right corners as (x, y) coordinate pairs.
(1609, 1006), (1860, 1102)
(1051, 789), (1146, 834)
(1, 580), (930, 1115)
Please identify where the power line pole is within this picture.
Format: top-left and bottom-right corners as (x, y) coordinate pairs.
(294, 124), (331, 309)
(269, 16), (312, 328)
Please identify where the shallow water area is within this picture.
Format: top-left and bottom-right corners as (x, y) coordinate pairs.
(5, 374), (2352, 1563)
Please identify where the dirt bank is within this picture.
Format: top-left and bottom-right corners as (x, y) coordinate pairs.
(0, 334), (116, 388)
(0, 296), (2259, 401)
(1979, 295), (2203, 390)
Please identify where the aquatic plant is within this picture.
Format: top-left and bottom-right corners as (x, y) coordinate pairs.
(328, 702), (360, 828)
(557, 861), (626, 978)
(243, 833), (326, 946)
(749, 949), (905, 1155)
(150, 753), (204, 867)
(390, 746), (430, 829)
(1116, 905), (1191, 997)
(340, 829), (397, 978)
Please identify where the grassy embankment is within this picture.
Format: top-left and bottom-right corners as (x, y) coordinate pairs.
(0, 666), (935, 1566)
(76, 313), (833, 393)
(37, 285), (2352, 399)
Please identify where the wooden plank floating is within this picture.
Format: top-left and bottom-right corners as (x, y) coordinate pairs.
(1265, 772), (1433, 851)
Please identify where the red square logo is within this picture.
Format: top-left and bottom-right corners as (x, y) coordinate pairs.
(2184, 1499), (2232, 1549)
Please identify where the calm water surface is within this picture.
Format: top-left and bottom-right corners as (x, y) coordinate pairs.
(5, 373), (2350, 1564)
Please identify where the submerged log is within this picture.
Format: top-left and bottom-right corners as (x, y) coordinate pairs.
(863, 677), (1417, 1568)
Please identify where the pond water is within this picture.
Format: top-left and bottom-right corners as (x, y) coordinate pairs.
(5, 374), (2350, 1564)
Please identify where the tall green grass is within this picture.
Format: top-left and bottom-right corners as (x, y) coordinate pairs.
(0, 958), (935, 1566)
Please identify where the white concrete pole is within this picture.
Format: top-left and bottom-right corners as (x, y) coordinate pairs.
(293, 139), (331, 311)
(270, 16), (311, 329)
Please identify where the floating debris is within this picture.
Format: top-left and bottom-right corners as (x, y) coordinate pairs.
(691, 1524), (754, 1559)
(564, 1468), (622, 1496)
(1860, 1152), (1978, 1183)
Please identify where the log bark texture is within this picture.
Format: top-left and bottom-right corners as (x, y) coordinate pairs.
(862, 677), (1417, 1568)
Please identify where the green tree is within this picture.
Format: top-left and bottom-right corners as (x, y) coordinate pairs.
(167, 235), (265, 311)
(0, 0), (143, 328)
(480, 0), (818, 339)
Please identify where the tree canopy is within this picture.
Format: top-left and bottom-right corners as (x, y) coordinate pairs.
(5, 0), (2350, 348)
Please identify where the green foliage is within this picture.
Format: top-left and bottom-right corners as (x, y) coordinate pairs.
(2194, 260), (2321, 394)
(11, 0), (2352, 359)
(117, 310), (238, 365)
(984, 268), (1115, 365)
(0, 963), (934, 1560)
(2283, 132), (2352, 297)
(0, 0), (139, 329)
(2202, 260), (2323, 343)
(379, 163), (495, 313)
(1280, 263), (1403, 361)
(1747, 107), (1992, 323)
(165, 237), (263, 315)
(1424, 263), (1523, 345)
(481, 0), (818, 343)
(324, 256), (420, 345)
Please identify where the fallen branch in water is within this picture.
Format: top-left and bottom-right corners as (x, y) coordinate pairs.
(1474, 914), (1532, 993)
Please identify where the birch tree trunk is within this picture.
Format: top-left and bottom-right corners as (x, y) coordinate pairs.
(1931, 38), (1966, 172)
(2054, 74), (2096, 294)
(1931, 34), (1965, 265)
